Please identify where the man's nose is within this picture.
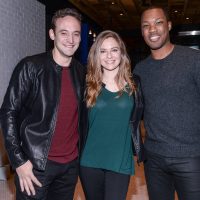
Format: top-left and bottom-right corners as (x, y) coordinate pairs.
(67, 34), (74, 43)
(149, 24), (156, 32)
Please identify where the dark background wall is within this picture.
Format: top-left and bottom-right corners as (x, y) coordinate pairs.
(37, 0), (200, 67)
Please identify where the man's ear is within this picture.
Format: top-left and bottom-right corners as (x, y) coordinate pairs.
(168, 21), (172, 31)
(49, 29), (55, 40)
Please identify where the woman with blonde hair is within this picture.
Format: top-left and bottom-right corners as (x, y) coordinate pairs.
(80, 30), (145, 200)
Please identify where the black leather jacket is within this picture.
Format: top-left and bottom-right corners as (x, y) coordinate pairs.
(131, 74), (145, 163)
(0, 51), (87, 170)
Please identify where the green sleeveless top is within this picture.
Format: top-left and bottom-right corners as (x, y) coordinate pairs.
(80, 87), (134, 175)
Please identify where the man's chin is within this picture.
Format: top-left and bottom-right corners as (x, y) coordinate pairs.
(63, 52), (75, 57)
(149, 44), (163, 51)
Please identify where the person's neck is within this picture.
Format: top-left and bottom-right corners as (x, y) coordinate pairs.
(151, 43), (174, 60)
(102, 67), (118, 82)
(102, 70), (119, 92)
(102, 68), (127, 92)
(52, 49), (72, 67)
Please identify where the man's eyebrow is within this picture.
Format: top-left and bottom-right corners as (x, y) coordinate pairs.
(142, 17), (164, 23)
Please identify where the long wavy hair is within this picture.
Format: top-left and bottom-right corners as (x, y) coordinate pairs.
(86, 30), (136, 107)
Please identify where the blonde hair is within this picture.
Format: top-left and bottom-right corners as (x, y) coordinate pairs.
(86, 30), (136, 107)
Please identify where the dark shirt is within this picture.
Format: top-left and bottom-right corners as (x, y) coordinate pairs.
(134, 45), (200, 157)
(81, 87), (134, 175)
(48, 67), (78, 163)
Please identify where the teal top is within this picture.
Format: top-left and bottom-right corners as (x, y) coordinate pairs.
(80, 86), (134, 175)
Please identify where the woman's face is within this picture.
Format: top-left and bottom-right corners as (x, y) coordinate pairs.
(99, 37), (121, 71)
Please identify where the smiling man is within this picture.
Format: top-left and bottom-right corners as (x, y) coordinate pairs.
(0, 8), (87, 200)
(134, 5), (200, 200)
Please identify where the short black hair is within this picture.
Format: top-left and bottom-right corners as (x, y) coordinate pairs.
(141, 5), (170, 21)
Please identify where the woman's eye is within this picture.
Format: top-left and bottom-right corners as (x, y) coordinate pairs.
(112, 49), (119, 52)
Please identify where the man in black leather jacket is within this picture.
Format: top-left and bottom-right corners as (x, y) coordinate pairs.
(0, 8), (87, 200)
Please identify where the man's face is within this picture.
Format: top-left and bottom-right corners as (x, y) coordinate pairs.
(49, 16), (81, 59)
(141, 8), (171, 51)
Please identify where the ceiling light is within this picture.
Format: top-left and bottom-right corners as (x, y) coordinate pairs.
(120, 13), (123, 16)
(186, 17), (189, 20)
(178, 30), (200, 36)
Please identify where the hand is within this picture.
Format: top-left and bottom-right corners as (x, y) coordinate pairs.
(16, 160), (42, 196)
